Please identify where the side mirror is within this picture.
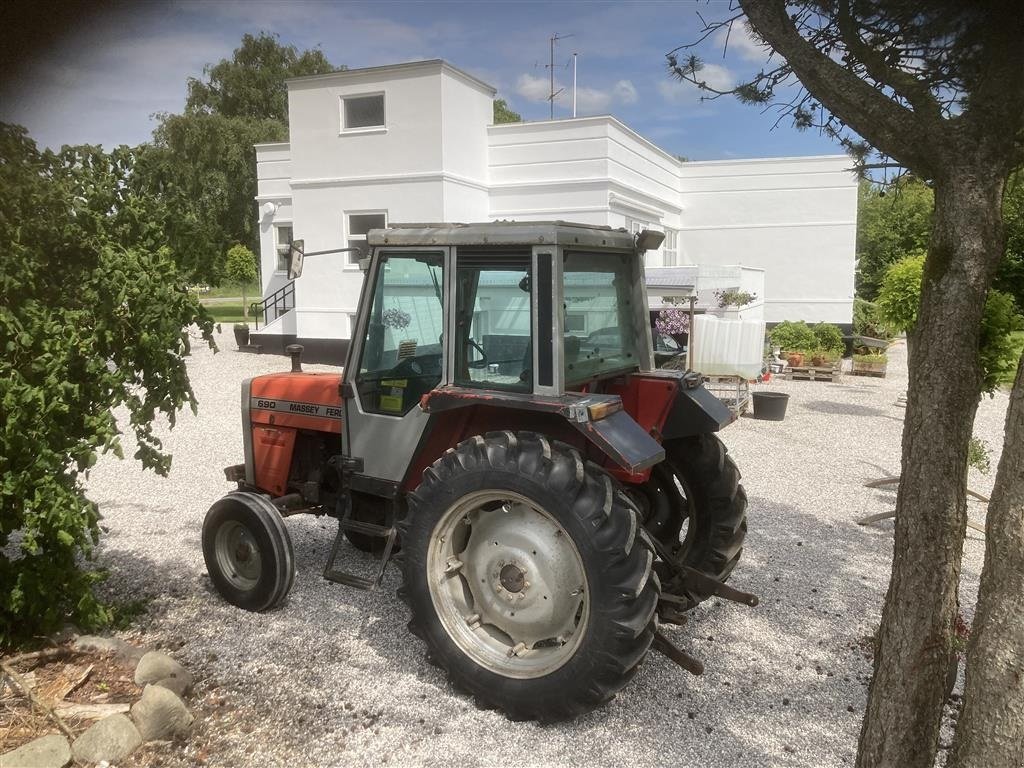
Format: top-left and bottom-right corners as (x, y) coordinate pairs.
(287, 239), (305, 280)
(636, 229), (665, 253)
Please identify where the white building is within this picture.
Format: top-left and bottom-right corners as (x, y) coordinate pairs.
(253, 59), (857, 361)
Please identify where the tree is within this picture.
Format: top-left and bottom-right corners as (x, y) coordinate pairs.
(185, 31), (336, 123)
(856, 176), (933, 300)
(878, 254), (1022, 393)
(857, 171), (1024, 307)
(224, 244), (259, 318)
(138, 33), (338, 283)
(669, 4), (1024, 767)
(493, 97), (521, 124)
(0, 124), (214, 645)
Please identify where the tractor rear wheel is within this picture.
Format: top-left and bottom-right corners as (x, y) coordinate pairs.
(202, 492), (295, 612)
(627, 434), (746, 611)
(400, 431), (658, 722)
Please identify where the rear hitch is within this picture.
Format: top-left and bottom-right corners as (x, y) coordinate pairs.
(652, 630), (704, 675)
(646, 534), (760, 608)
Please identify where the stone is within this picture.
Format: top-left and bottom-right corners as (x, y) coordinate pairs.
(131, 685), (194, 742)
(71, 714), (142, 764)
(134, 651), (192, 693)
(154, 674), (189, 697)
(73, 635), (145, 667)
(0, 734), (71, 768)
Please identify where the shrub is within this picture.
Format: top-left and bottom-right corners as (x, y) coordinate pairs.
(853, 297), (893, 339)
(877, 254), (1023, 393)
(978, 290), (1023, 393)
(812, 322), (846, 356)
(770, 320), (817, 352)
(853, 352), (888, 363)
(877, 253), (925, 333)
(0, 125), (214, 646)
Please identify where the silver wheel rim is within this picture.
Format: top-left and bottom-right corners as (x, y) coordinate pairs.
(214, 520), (262, 590)
(426, 490), (590, 679)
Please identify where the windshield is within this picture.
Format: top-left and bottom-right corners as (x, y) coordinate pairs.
(563, 251), (640, 385)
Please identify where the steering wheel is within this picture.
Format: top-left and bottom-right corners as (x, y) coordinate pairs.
(388, 353), (442, 380)
(467, 337), (489, 369)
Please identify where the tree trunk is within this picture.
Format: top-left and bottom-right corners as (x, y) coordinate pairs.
(949, 351), (1024, 768)
(857, 172), (1007, 768)
(242, 285), (248, 319)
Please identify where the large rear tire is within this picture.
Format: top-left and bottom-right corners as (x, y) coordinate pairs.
(400, 431), (658, 722)
(627, 434), (746, 610)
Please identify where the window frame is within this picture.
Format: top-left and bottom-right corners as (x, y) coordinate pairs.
(340, 92), (387, 134)
(274, 223), (293, 273)
(344, 210), (388, 270)
(663, 227), (679, 266)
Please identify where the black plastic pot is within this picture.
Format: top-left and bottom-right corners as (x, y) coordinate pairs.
(752, 391), (790, 421)
(233, 325), (250, 348)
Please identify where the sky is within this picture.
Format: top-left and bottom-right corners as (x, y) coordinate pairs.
(2, 0), (848, 161)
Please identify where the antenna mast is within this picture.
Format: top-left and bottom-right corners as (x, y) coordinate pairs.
(546, 32), (573, 119)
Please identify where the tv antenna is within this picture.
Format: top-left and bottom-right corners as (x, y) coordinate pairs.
(546, 32), (574, 119)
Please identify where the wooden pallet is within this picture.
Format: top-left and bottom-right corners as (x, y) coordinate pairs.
(786, 364), (841, 382)
(851, 362), (886, 378)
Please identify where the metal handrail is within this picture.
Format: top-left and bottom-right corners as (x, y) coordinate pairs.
(251, 281), (295, 330)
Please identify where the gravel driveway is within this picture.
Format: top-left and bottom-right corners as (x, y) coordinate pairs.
(85, 330), (1010, 767)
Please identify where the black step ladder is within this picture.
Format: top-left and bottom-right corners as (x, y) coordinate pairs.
(322, 496), (397, 590)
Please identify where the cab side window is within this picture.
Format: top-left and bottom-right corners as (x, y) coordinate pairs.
(355, 252), (444, 415)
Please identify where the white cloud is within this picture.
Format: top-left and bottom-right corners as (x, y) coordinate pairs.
(613, 80), (638, 104)
(714, 24), (771, 63)
(658, 63), (735, 106)
(515, 73), (639, 115)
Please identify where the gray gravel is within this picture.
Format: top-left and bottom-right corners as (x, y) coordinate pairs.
(85, 329), (1010, 767)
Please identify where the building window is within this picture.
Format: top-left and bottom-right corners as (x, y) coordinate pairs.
(565, 313), (586, 332)
(343, 94), (385, 130)
(346, 212), (387, 264)
(663, 228), (678, 266)
(347, 312), (358, 338)
(275, 225), (293, 272)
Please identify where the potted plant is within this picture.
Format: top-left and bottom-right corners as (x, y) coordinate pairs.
(770, 321), (816, 368)
(811, 348), (828, 367)
(233, 322), (250, 348)
(852, 352), (888, 376)
(787, 350), (805, 367)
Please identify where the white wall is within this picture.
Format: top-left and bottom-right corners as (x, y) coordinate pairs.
(255, 63), (859, 343)
(679, 156), (857, 324)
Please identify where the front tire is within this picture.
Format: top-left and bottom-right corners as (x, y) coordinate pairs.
(202, 492), (295, 611)
(400, 431), (658, 722)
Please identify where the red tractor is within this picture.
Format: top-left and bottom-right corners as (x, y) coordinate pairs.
(204, 221), (753, 721)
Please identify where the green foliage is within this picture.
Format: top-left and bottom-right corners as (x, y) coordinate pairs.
(185, 32), (336, 123)
(856, 171), (1024, 311)
(493, 98), (521, 124)
(856, 178), (933, 300)
(224, 244), (258, 319)
(995, 170), (1024, 310)
(853, 297), (893, 339)
(770, 320), (817, 352)
(812, 323), (845, 355)
(877, 254), (925, 333)
(137, 34), (338, 284)
(978, 290), (1023, 393)
(715, 289), (757, 308)
(967, 437), (991, 475)
(878, 254), (1023, 393)
(224, 244), (258, 285)
(853, 352), (888, 363)
(0, 124), (214, 646)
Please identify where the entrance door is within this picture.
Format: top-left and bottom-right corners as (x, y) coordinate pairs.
(343, 249), (447, 481)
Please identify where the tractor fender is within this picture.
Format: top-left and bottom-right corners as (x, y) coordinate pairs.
(660, 382), (736, 439)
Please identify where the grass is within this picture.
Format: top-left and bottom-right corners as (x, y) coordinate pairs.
(204, 303), (263, 324)
(189, 281), (260, 300)
(1001, 331), (1024, 387)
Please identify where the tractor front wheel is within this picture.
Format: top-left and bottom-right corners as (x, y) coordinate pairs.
(202, 492), (295, 612)
(400, 431), (658, 722)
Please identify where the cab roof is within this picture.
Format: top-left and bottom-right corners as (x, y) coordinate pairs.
(366, 221), (638, 250)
